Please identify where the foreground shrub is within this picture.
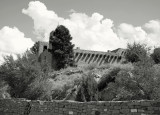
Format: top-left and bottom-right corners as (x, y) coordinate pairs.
(26, 68), (83, 101)
(100, 57), (160, 101)
(0, 51), (50, 99)
(75, 71), (98, 102)
(98, 63), (134, 101)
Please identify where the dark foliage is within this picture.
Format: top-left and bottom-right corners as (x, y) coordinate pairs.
(151, 47), (160, 64)
(49, 25), (75, 70)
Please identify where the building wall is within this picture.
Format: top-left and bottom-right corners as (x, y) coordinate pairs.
(0, 98), (160, 115)
(38, 41), (49, 56)
(74, 48), (125, 66)
(39, 49), (53, 68)
(38, 41), (126, 68)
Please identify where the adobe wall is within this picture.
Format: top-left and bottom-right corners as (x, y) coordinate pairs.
(38, 41), (126, 67)
(0, 98), (160, 115)
(74, 49), (125, 66)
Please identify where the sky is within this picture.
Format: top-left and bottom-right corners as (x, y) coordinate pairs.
(0, 0), (160, 63)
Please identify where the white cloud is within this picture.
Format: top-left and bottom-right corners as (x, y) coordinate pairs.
(144, 20), (160, 34)
(22, 1), (125, 51)
(143, 20), (160, 47)
(22, 1), (64, 41)
(22, 1), (160, 52)
(1, 1), (160, 64)
(118, 23), (147, 43)
(63, 13), (125, 51)
(118, 20), (160, 48)
(0, 26), (34, 64)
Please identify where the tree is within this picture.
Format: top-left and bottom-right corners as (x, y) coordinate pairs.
(151, 47), (160, 64)
(125, 42), (148, 63)
(49, 25), (75, 70)
(0, 51), (48, 99)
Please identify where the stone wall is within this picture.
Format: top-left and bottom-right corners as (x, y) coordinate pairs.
(1, 98), (160, 115)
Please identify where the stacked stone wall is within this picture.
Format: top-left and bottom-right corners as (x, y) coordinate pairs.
(1, 98), (160, 115)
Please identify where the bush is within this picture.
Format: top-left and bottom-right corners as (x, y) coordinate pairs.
(125, 42), (148, 63)
(105, 57), (160, 101)
(0, 51), (50, 99)
(75, 71), (98, 102)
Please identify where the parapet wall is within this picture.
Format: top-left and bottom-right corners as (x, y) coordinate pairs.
(74, 49), (125, 66)
(1, 98), (160, 115)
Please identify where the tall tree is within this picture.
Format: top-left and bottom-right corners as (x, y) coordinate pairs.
(49, 25), (75, 70)
(151, 47), (160, 64)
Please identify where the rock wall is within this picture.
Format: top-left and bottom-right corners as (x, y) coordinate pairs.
(1, 98), (160, 115)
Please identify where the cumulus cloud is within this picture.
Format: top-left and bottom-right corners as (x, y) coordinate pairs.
(22, 1), (125, 51)
(143, 20), (160, 46)
(118, 20), (160, 48)
(1, 1), (160, 64)
(22, 1), (64, 41)
(118, 23), (147, 43)
(63, 13), (125, 51)
(22, 1), (160, 52)
(0, 26), (34, 64)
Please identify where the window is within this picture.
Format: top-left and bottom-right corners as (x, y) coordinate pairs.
(43, 46), (47, 51)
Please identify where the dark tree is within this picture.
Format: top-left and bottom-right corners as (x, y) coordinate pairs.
(49, 25), (75, 70)
(125, 42), (148, 63)
(151, 47), (160, 64)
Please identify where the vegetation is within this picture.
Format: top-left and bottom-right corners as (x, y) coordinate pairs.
(125, 42), (148, 63)
(0, 51), (50, 99)
(151, 47), (160, 64)
(49, 25), (75, 70)
(1, 29), (160, 102)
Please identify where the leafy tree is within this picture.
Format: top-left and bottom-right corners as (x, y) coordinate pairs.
(125, 42), (148, 63)
(151, 47), (160, 64)
(49, 25), (75, 70)
(0, 51), (49, 99)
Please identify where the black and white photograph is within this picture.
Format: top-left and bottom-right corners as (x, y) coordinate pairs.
(0, 0), (160, 114)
